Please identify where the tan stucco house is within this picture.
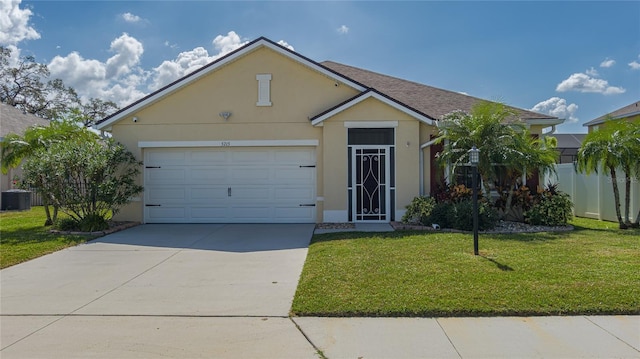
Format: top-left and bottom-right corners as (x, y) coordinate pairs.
(583, 100), (640, 132)
(96, 37), (561, 224)
(0, 103), (49, 208)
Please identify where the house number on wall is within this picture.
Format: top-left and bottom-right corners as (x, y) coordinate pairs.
(221, 141), (231, 147)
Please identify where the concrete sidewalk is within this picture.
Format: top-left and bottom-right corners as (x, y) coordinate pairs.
(2, 224), (638, 358)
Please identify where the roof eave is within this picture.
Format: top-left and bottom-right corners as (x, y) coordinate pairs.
(310, 89), (435, 126)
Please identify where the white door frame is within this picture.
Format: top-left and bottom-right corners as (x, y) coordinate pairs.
(350, 145), (391, 222)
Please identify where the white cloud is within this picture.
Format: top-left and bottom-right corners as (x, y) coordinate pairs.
(105, 33), (143, 78)
(121, 12), (141, 23)
(277, 40), (294, 51)
(0, 0), (40, 45)
(212, 31), (247, 53)
(599, 58), (615, 68)
(530, 97), (579, 123)
(585, 67), (598, 77)
(337, 25), (349, 34)
(164, 40), (178, 49)
(629, 60), (640, 70)
(150, 31), (249, 91)
(48, 33), (147, 106)
(556, 72), (625, 95)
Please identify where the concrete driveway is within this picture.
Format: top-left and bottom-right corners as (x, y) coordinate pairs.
(1, 223), (320, 358)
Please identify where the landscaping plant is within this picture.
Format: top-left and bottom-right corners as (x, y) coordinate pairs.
(22, 138), (143, 231)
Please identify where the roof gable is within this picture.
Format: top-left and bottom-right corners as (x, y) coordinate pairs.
(583, 100), (640, 127)
(96, 37), (367, 130)
(310, 88), (435, 126)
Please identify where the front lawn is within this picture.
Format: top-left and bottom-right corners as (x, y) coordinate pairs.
(292, 217), (640, 317)
(0, 207), (97, 269)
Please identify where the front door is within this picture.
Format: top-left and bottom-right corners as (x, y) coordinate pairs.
(351, 146), (390, 222)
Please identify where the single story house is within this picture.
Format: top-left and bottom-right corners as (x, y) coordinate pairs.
(583, 100), (640, 132)
(0, 103), (50, 208)
(552, 134), (585, 164)
(96, 37), (562, 224)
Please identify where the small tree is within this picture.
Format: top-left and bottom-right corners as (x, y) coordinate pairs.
(22, 139), (143, 231)
(576, 120), (636, 229)
(436, 101), (558, 221)
(1, 119), (99, 225)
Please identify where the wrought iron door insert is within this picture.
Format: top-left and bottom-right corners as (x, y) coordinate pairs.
(352, 147), (389, 221)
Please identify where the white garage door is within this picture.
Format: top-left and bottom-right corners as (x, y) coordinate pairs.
(144, 147), (316, 223)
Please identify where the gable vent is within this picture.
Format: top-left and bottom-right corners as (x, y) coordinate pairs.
(256, 74), (272, 106)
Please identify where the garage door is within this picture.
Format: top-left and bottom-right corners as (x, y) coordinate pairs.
(144, 147), (316, 223)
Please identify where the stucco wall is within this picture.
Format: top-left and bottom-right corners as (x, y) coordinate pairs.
(320, 97), (424, 221)
(109, 46), (359, 222)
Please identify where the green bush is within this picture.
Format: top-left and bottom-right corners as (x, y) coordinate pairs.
(402, 196), (437, 224)
(78, 214), (109, 232)
(53, 214), (109, 232)
(429, 202), (454, 228)
(54, 218), (79, 231)
(451, 199), (499, 231)
(525, 190), (573, 226)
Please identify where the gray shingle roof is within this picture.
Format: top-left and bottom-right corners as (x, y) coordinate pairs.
(583, 100), (640, 127)
(0, 103), (49, 139)
(321, 61), (556, 122)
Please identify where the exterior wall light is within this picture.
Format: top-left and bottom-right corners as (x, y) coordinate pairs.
(219, 112), (232, 120)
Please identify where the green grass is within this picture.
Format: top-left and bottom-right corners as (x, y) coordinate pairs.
(292, 218), (640, 317)
(0, 207), (97, 269)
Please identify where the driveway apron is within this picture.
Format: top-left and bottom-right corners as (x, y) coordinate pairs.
(1, 223), (319, 358)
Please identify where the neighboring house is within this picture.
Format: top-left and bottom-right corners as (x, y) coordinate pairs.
(0, 102), (49, 208)
(552, 134), (585, 164)
(96, 37), (562, 224)
(583, 100), (640, 132)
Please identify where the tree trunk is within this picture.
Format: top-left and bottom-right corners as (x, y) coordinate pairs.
(43, 203), (53, 226)
(609, 166), (627, 229)
(624, 174), (631, 225)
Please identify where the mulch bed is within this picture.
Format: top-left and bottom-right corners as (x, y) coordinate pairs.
(49, 221), (141, 236)
(391, 220), (573, 234)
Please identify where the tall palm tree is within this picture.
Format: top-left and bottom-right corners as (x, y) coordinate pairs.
(436, 101), (558, 220)
(576, 121), (632, 229)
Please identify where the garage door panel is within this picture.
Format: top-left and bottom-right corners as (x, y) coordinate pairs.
(147, 151), (185, 166)
(274, 149), (315, 162)
(190, 150), (227, 164)
(146, 169), (185, 185)
(231, 150), (270, 163)
(190, 206), (228, 221)
(274, 187), (315, 201)
(230, 168), (270, 182)
(190, 168), (228, 183)
(275, 168), (315, 182)
(147, 187), (186, 202)
(144, 147), (316, 223)
(189, 187), (228, 201)
(146, 206), (186, 221)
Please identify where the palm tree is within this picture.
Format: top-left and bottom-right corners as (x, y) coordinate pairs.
(1, 114), (98, 225)
(576, 121), (633, 229)
(436, 101), (558, 220)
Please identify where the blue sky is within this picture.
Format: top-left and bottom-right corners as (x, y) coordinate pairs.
(3, 0), (639, 133)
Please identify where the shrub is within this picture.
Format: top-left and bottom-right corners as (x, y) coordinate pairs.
(525, 186), (573, 226)
(54, 218), (79, 231)
(451, 199), (499, 231)
(78, 214), (109, 232)
(429, 202), (454, 228)
(402, 196), (436, 224)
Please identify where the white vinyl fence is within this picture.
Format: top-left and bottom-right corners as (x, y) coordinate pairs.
(545, 163), (639, 223)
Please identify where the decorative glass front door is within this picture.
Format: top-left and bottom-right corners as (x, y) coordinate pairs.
(351, 146), (390, 221)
